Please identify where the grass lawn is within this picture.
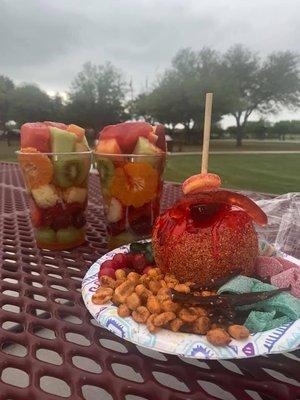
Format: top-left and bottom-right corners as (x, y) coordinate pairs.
(1, 140), (299, 194)
(165, 154), (300, 194)
(174, 139), (300, 152)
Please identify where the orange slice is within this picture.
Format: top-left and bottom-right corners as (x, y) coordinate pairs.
(19, 147), (53, 189)
(110, 162), (158, 207)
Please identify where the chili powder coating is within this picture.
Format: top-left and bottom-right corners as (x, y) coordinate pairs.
(152, 190), (265, 286)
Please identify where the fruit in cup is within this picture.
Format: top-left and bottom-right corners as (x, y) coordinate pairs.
(110, 162), (159, 208)
(63, 187), (87, 204)
(96, 157), (115, 192)
(107, 198), (123, 223)
(31, 184), (60, 208)
(56, 227), (82, 244)
(97, 122), (166, 154)
(152, 190), (267, 286)
(19, 121), (90, 249)
(36, 227), (56, 243)
(21, 123), (51, 153)
(19, 148), (53, 189)
(95, 138), (121, 154)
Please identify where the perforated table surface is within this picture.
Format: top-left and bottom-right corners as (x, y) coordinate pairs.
(0, 162), (299, 400)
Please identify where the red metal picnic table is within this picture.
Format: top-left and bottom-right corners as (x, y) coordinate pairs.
(0, 162), (299, 400)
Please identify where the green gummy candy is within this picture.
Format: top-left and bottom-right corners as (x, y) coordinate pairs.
(218, 276), (259, 295)
(245, 310), (276, 332)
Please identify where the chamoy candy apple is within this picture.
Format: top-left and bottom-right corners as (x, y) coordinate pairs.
(18, 121), (91, 250)
(152, 189), (267, 286)
(95, 122), (166, 249)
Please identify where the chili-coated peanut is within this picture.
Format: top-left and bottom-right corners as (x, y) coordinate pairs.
(115, 269), (127, 280)
(100, 276), (116, 289)
(92, 287), (113, 305)
(153, 312), (176, 327)
(206, 328), (231, 346)
(114, 280), (135, 303)
(118, 304), (131, 318)
(201, 290), (216, 297)
(148, 280), (162, 294)
(148, 268), (161, 277)
(115, 278), (126, 287)
(174, 283), (190, 294)
(159, 280), (167, 288)
(190, 307), (207, 317)
(112, 292), (121, 306)
(164, 274), (178, 288)
(228, 325), (250, 340)
(157, 288), (171, 303)
(169, 318), (184, 332)
(127, 272), (141, 284)
(146, 314), (160, 333)
(147, 296), (161, 314)
(126, 292), (141, 310)
(179, 308), (199, 323)
(132, 306), (150, 323)
(192, 316), (211, 334)
(161, 300), (179, 313)
(135, 284), (152, 299)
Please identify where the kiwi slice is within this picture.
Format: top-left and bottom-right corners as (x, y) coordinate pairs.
(53, 153), (90, 188)
(36, 228), (56, 243)
(96, 157), (114, 191)
(56, 227), (82, 244)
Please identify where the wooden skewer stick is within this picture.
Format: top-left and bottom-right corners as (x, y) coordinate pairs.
(201, 93), (213, 174)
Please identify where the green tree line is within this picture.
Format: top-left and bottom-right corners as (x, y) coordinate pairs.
(1, 45), (299, 146)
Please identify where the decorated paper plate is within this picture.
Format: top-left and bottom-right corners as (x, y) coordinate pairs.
(82, 240), (300, 360)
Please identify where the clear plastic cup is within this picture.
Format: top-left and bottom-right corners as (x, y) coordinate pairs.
(17, 150), (92, 250)
(94, 152), (166, 249)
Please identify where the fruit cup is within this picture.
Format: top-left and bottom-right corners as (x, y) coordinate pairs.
(94, 152), (166, 249)
(17, 149), (92, 250)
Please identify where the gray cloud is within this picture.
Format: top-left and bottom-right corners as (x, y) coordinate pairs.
(0, 0), (299, 104)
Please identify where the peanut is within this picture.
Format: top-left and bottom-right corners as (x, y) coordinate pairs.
(127, 271), (141, 284)
(114, 280), (135, 303)
(132, 306), (150, 324)
(126, 292), (141, 310)
(147, 296), (161, 314)
(179, 308), (198, 323)
(174, 283), (190, 294)
(117, 304), (131, 318)
(192, 317), (211, 334)
(146, 314), (160, 333)
(115, 269), (126, 280)
(100, 276), (116, 289)
(206, 328), (231, 346)
(153, 312), (176, 327)
(228, 325), (250, 340)
(92, 287), (113, 305)
(169, 318), (184, 332)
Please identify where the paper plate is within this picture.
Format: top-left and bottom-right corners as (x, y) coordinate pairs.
(82, 240), (300, 360)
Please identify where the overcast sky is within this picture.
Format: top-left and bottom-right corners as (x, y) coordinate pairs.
(1, 0), (299, 124)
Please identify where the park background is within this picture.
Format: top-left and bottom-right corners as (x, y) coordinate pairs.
(1, 1), (300, 195)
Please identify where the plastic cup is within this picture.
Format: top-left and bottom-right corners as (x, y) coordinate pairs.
(17, 150), (92, 250)
(94, 152), (166, 249)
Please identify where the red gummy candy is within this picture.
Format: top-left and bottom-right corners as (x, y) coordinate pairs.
(270, 267), (297, 288)
(99, 267), (116, 279)
(178, 190), (268, 226)
(255, 256), (284, 278)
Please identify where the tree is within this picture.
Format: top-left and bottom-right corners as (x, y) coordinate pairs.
(0, 75), (14, 127)
(220, 45), (300, 146)
(9, 83), (53, 124)
(67, 62), (127, 131)
(132, 48), (227, 142)
(271, 120), (300, 140)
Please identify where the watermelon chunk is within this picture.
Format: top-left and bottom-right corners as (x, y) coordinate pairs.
(21, 122), (51, 153)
